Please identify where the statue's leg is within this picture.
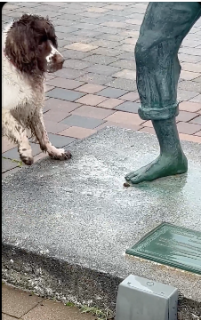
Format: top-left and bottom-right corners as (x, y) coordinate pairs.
(126, 118), (188, 184)
(125, 2), (201, 184)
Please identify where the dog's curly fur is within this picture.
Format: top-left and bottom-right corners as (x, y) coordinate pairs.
(2, 14), (71, 165)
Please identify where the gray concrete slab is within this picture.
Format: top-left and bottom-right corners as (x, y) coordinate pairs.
(2, 127), (201, 313)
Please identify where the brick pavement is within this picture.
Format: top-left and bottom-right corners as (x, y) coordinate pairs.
(2, 2), (201, 178)
(2, 283), (96, 320)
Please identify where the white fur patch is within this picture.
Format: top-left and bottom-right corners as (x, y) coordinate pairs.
(46, 43), (61, 63)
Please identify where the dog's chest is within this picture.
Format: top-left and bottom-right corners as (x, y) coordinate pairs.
(3, 60), (44, 111)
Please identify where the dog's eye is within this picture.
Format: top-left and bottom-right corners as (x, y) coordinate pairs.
(39, 36), (47, 45)
(49, 37), (57, 48)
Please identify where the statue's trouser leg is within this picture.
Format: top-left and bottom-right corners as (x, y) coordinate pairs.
(125, 2), (201, 184)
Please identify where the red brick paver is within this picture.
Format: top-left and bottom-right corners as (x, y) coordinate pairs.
(75, 84), (105, 94)
(105, 111), (145, 126)
(59, 126), (97, 139)
(177, 122), (201, 135)
(120, 92), (139, 101)
(71, 105), (115, 119)
(76, 94), (107, 106)
(98, 98), (124, 109)
(179, 101), (201, 112)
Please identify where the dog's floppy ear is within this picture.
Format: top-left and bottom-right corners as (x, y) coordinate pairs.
(5, 24), (37, 73)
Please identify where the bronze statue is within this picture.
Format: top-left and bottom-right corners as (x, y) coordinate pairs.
(125, 2), (201, 184)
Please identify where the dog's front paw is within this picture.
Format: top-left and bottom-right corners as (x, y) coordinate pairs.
(20, 153), (34, 165)
(19, 146), (34, 165)
(49, 148), (72, 160)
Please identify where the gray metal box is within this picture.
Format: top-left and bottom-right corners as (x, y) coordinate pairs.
(115, 274), (178, 320)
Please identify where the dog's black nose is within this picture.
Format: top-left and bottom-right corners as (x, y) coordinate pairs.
(56, 54), (64, 66)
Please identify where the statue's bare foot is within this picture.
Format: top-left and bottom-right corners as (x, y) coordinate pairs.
(125, 153), (188, 184)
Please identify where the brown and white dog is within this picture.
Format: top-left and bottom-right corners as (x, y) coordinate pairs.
(2, 14), (71, 165)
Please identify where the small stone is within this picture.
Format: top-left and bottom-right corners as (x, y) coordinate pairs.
(123, 182), (131, 187)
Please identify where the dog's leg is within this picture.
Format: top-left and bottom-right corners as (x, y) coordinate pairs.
(30, 110), (71, 160)
(2, 110), (33, 165)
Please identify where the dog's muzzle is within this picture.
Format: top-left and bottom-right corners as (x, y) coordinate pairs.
(46, 44), (65, 73)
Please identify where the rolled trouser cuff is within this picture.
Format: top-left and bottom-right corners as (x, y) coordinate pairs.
(138, 103), (179, 121)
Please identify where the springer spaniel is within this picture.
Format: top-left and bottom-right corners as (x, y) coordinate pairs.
(2, 14), (71, 165)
